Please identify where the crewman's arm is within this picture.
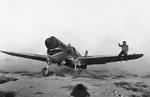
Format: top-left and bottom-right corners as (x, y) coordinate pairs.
(118, 43), (122, 47)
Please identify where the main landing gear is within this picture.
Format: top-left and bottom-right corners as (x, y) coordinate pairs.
(73, 65), (87, 78)
(41, 62), (51, 77)
(41, 67), (48, 77)
(41, 63), (62, 77)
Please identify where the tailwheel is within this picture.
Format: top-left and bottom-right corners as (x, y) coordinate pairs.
(41, 67), (48, 77)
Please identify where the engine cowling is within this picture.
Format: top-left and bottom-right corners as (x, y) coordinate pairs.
(45, 36), (59, 49)
(45, 36), (68, 63)
(45, 36), (67, 49)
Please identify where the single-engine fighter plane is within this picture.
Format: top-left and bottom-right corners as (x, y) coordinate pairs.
(0, 36), (143, 76)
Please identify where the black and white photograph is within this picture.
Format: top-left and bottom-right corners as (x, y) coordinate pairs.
(0, 0), (150, 97)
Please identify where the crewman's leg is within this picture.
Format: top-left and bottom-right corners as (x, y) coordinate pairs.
(118, 51), (124, 60)
(124, 52), (128, 61)
(73, 65), (78, 78)
(118, 51), (123, 56)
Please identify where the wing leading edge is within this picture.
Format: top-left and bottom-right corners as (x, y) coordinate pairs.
(0, 50), (47, 62)
(78, 54), (144, 65)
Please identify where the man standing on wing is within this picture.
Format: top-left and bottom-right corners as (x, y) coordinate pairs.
(118, 41), (129, 60)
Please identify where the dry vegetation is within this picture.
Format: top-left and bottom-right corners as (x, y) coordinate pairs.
(60, 85), (75, 90)
(114, 81), (150, 97)
(141, 73), (150, 78)
(0, 75), (18, 84)
(0, 91), (16, 97)
(0, 70), (9, 74)
(1, 67), (150, 97)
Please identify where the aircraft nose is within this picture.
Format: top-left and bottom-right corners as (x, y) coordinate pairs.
(45, 37), (58, 49)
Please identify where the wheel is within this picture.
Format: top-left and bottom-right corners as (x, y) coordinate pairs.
(41, 67), (48, 77)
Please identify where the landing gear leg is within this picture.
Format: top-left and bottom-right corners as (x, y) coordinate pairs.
(45, 64), (50, 75)
(41, 67), (47, 77)
(41, 62), (51, 77)
(73, 65), (79, 78)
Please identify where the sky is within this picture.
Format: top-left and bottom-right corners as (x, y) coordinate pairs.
(0, 0), (150, 73)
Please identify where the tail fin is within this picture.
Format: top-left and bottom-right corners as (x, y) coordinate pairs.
(84, 50), (88, 57)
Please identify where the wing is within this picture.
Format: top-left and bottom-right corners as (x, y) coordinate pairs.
(0, 50), (47, 62)
(78, 54), (143, 65)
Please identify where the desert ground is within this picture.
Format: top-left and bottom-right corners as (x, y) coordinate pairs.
(0, 65), (150, 97)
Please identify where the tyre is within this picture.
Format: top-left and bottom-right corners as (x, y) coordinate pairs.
(41, 67), (47, 77)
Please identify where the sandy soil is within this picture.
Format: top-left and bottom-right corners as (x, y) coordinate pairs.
(0, 72), (150, 97)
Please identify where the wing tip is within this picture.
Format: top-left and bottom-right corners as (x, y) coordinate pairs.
(0, 50), (14, 55)
(0, 50), (6, 53)
(139, 53), (144, 58)
(131, 53), (144, 59)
